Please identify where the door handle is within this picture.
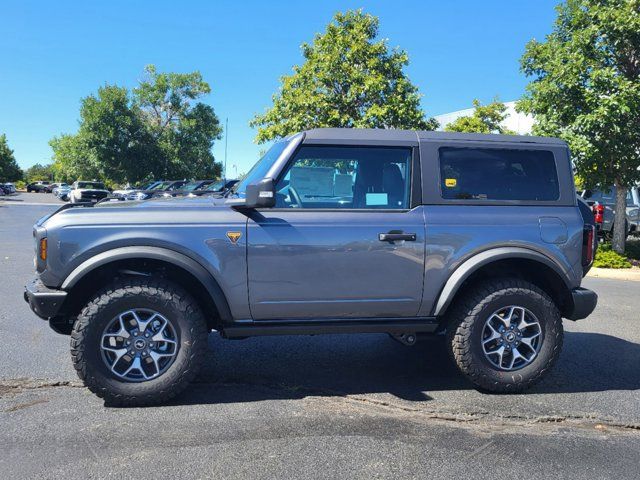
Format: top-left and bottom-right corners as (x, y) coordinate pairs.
(378, 232), (416, 242)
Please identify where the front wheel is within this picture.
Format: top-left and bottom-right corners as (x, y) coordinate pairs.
(446, 278), (563, 393)
(70, 278), (209, 406)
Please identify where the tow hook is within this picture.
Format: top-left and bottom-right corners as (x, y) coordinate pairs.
(390, 333), (417, 346)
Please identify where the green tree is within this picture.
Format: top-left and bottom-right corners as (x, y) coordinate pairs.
(0, 134), (23, 182)
(134, 65), (222, 179)
(444, 99), (516, 134)
(251, 10), (436, 143)
(518, 0), (640, 254)
(49, 134), (99, 182)
(24, 163), (55, 182)
(51, 65), (222, 184)
(78, 85), (152, 183)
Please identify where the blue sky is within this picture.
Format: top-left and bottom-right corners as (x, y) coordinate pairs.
(0, 0), (558, 177)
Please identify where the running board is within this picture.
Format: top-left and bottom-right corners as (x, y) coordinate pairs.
(222, 317), (440, 338)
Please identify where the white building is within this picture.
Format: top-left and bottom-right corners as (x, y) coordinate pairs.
(433, 101), (534, 135)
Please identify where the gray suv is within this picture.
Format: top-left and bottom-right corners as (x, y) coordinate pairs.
(25, 129), (598, 406)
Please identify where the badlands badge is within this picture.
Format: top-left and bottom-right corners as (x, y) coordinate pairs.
(226, 231), (242, 244)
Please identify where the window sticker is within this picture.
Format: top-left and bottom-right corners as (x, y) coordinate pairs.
(445, 178), (457, 187)
(366, 193), (388, 206)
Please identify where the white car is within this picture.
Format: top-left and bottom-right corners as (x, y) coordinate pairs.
(68, 181), (110, 204)
(111, 185), (137, 198)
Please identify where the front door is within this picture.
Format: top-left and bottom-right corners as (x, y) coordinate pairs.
(247, 144), (426, 320)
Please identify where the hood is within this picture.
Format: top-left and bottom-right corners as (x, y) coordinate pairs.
(94, 195), (229, 209)
(38, 194), (236, 228)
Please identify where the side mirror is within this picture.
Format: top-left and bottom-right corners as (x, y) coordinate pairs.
(245, 177), (276, 208)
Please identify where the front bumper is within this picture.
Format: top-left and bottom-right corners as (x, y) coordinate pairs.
(24, 278), (67, 319)
(565, 287), (598, 321)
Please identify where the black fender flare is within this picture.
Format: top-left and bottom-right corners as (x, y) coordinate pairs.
(60, 246), (232, 322)
(432, 247), (573, 316)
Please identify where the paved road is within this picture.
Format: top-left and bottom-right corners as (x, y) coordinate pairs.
(1, 201), (639, 479)
(1, 190), (67, 206)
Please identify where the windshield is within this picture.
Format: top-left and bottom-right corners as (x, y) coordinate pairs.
(151, 181), (173, 190)
(232, 139), (291, 196)
(142, 181), (161, 190)
(77, 182), (105, 189)
(181, 181), (204, 191)
(204, 180), (225, 191)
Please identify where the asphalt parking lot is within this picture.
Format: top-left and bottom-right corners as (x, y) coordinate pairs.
(1, 193), (639, 479)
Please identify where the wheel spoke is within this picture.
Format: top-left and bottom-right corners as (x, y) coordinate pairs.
(508, 347), (526, 369)
(491, 312), (510, 329)
(483, 323), (501, 345)
(516, 312), (537, 330)
(130, 310), (156, 333)
(520, 332), (540, 352)
(488, 346), (506, 368)
(149, 350), (173, 376)
(115, 315), (131, 338)
(121, 357), (150, 380)
(103, 346), (127, 362)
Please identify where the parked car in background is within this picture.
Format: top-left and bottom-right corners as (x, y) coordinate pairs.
(154, 180), (217, 198)
(2, 182), (17, 194)
(44, 182), (64, 193)
(111, 184), (140, 199)
(51, 183), (69, 195)
(125, 180), (189, 200)
(55, 184), (72, 201)
(580, 186), (640, 237)
(108, 181), (158, 200)
(69, 181), (110, 204)
(26, 181), (50, 193)
(187, 179), (239, 197)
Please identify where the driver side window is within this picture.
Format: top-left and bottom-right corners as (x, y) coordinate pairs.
(275, 146), (412, 209)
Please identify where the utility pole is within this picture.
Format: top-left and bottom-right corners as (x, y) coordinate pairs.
(224, 117), (228, 181)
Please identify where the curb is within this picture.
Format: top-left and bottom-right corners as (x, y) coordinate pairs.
(587, 267), (640, 282)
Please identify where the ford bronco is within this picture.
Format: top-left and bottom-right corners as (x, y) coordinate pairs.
(25, 128), (598, 406)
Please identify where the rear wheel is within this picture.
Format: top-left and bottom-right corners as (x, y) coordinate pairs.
(71, 278), (208, 406)
(446, 278), (563, 393)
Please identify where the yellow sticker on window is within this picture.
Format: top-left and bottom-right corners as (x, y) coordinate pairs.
(445, 178), (457, 187)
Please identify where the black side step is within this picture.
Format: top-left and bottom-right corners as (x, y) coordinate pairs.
(223, 317), (440, 338)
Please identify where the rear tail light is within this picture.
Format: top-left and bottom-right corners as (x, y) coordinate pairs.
(592, 204), (604, 225)
(582, 225), (595, 266)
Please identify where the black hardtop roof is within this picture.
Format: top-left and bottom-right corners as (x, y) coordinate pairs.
(301, 128), (567, 145)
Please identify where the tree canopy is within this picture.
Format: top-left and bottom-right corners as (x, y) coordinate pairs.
(0, 134), (23, 182)
(51, 65), (222, 185)
(250, 10), (437, 143)
(443, 99), (515, 134)
(24, 163), (55, 183)
(518, 0), (640, 252)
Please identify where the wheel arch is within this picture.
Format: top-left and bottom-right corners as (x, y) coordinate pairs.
(59, 246), (232, 332)
(432, 247), (574, 319)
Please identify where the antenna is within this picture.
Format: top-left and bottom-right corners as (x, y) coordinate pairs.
(224, 117), (228, 181)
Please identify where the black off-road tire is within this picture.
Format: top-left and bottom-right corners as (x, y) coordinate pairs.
(446, 278), (563, 393)
(70, 278), (208, 406)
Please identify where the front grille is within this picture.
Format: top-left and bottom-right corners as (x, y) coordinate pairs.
(80, 191), (109, 200)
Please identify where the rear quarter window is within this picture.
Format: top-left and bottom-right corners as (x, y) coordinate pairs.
(439, 147), (559, 201)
